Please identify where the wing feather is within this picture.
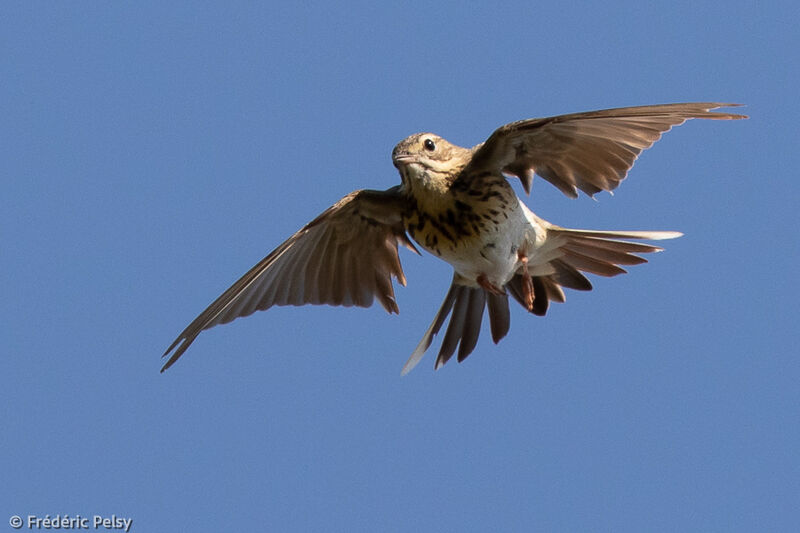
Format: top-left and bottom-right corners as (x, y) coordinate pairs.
(467, 102), (746, 197)
(162, 187), (411, 371)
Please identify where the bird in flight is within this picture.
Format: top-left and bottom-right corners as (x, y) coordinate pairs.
(162, 102), (745, 374)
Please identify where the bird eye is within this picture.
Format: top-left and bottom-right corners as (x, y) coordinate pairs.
(423, 139), (436, 151)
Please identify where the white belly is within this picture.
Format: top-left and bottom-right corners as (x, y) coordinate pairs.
(437, 196), (539, 288)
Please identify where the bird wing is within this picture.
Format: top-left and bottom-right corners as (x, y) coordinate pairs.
(464, 102), (746, 198)
(162, 186), (416, 371)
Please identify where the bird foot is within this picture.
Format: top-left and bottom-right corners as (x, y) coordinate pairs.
(477, 274), (505, 295)
(518, 253), (534, 312)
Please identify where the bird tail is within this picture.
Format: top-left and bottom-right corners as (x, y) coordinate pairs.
(509, 226), (682, 316)
(401, 275), (511, 375)
(401, 227), (681, 374)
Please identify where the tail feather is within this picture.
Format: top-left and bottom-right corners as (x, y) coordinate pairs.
(548, 227), (681, 278)
(566, 235), (665, 254)
(543, 277), (566, 303)
(549, 228), (682, 240)
(401, 276), (511, 375)
(550, 258), (593, 291)
(562, 241), (649, 266)
(401, 283), (457, 375)
(455, 289), (487, 363)
(486, 292), (510, 343)
(507, 226), (682, 315)
(508, 274), (555, 316)
(401, 228), (681, 374)
(436, 289), (470, 368)
(531, 276), (550, 315)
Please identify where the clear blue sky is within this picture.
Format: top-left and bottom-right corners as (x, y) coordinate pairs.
(3, 2), (798, 531)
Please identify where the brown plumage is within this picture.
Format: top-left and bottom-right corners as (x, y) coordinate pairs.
(162, 103), (745, 374)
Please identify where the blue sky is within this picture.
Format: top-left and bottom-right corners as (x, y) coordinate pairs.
(2, 1), (798, 531)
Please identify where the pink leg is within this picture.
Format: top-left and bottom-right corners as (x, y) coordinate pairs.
(518, 253), (534, 312)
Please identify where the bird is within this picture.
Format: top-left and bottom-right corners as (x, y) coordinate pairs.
(162, 102), (746, 374)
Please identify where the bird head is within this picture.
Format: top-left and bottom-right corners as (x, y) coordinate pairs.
(392, 133), (472, 193)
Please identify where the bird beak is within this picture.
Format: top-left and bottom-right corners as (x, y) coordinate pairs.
(392, 153), (415, 168)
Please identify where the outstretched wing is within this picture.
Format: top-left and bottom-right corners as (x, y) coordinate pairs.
(465, 102), (746, 197)
(162, 187), (415, 371)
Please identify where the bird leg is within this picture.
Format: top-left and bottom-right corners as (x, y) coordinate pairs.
(518, 252), (534, 312)
(477, 273), (505, 295)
